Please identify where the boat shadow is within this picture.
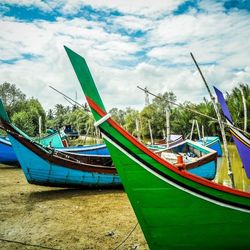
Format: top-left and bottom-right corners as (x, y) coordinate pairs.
(28, 186), (124, 202)
(0, 164), (20, 169)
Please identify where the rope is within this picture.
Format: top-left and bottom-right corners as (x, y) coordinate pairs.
(113, 222), (139, 250)
(0, 238), (60, 250)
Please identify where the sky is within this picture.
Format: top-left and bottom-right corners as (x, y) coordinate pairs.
(0, 0), (250, 112)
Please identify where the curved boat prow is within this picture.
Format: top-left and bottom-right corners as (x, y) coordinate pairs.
(65, 46), (250, 249)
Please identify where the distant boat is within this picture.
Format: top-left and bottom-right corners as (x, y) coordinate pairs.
(214, 86), (250, 179)
(0, 130), (66, 166)
(148, 134), (183, 150)
(197, 136), (223, 157)
(65, 46), (250, 249)
(156, 139), (217, 180)
(0, 100), (120, 187)
(189, 119), (223, 156)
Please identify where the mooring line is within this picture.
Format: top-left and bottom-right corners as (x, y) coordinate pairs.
(113, 222), (139, 250)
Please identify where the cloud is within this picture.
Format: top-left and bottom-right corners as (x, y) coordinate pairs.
(61, 0), (183, 16)
(0, 0), (249, 113)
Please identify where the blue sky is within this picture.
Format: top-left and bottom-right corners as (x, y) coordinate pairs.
(0, 0), (249, 111)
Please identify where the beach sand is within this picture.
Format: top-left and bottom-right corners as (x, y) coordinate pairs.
(0, 164), (148, 250)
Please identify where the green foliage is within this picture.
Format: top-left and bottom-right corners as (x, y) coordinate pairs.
(11, 98), (46, 136)
(0, 82), (26, 117)
(0, 82), (46, 137)
(226, 83), (250, 131)
(47, 105), (93, 136)
(1, 82), (248, 139)
(109, 108), (125, 125)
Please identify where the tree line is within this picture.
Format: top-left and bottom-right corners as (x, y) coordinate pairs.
(0, 82), (249, 141)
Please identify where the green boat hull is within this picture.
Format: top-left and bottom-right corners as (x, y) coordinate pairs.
(65, 46), (250, 249)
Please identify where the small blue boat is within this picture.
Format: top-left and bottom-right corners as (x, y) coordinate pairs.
(156, 139), (218, 180)
(197, 136), (223, 157)
(0, 100), (121, 187)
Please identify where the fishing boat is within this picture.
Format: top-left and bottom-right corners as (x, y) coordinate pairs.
(155, 139), (217, 180)
(0, 101), (120, 187)
(37, 130), (68, 148)
(189, 119), (223, 156)
(65, 46), (250, 249)
(0, 130), (67, 166)
(148, 134), (183, 150)
(214, 86), (250, 179)
(197, 136), (223, 157)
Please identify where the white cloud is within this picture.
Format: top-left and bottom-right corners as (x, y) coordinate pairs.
(0, 0), (249, 113)
(61, 0), (183, 16)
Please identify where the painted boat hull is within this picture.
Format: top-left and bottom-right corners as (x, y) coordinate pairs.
(10, 136), (121, 187)
(197, 136), (223, 157)
(0, 109), (120, 187)
(8, 134), (120, 187)
(158, 139), (217, 180)
(0, 136), (18, 165)
(106, 139), (250, 249)
(58, 143), (110, 155)
(65, 46), (250, 249)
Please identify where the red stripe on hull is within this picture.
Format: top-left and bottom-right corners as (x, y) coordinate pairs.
(86, 96), (250, 198)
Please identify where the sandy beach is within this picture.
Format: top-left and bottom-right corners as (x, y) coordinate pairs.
(0, 164), (148, 250)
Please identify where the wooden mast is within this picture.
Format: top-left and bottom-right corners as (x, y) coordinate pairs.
(190, 52), (235, 188)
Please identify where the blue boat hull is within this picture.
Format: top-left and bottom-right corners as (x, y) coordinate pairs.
(58, 144), (110, 156)
(197, 136), (223, 157)
(0, 137), (18, 165)
(188, 161), (216, 180)
(160, 140), (217, 180)
(8, 135), (120, 187)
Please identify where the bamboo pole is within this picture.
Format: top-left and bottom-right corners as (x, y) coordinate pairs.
(38, 116), (42, 140)
(166, 108), (170, 148)
(201, 125), (206, 145)
(135, 118), (141, 142)
(162, 129), (166, 139)
(240, 87), (247, 132)
(195, 120), (201, 140)
(190, 120), (195, 140)
(148, 120), (154, 145)
(190, 52), (235, 188)
(49, 85), (89, 112)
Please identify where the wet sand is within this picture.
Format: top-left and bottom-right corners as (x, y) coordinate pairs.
(0, 164), (148, 250)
